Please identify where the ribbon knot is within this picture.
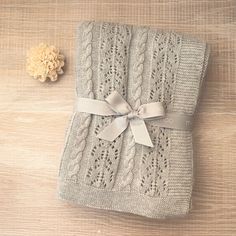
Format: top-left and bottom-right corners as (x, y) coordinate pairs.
(127, 110), (139, 120)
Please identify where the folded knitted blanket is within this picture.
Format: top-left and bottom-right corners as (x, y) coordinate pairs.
(58, 21), (210, 219)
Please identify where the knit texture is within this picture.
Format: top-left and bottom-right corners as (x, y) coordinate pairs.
(58, 21), (210, 219)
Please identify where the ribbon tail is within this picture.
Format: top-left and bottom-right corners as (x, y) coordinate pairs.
(97, 116), (129, 142)
(130, 119), (154, 147)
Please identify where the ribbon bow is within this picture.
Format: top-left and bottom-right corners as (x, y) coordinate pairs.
(77, 90), (193, 147)
(77, 90), (165, 147)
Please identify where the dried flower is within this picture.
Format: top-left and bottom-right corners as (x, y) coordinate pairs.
(26, 43), (65, 82)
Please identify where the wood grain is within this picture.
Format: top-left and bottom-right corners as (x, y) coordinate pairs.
(0, 0), (236, 235)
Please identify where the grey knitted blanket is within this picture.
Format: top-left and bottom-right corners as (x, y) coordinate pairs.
(58, 21), (210, 219)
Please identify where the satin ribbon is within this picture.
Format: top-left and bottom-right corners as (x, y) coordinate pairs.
(76, 90), (192, 147)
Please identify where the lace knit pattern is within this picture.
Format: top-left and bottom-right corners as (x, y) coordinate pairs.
(84, 22), (132, 189)
(139, 31), (182, 197)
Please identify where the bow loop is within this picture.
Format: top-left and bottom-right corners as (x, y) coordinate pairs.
(105, 90), (131, 115)
(138, 102), (165, 119)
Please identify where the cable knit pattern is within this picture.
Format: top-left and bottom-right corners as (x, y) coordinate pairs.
(120, 27), (148, 190)
(58, 21), (210, 219)
(84, 22), (132, 189)
(66, 22), (94, 181)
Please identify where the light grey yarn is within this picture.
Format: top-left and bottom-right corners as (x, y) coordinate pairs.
(58, 21), (210, 219)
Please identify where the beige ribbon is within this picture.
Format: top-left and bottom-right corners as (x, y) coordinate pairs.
(76, 90), (193, 147)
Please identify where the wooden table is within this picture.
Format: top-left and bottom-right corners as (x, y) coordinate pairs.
(0, 1), (236, 235)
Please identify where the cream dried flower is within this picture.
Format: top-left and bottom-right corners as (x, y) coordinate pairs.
(26, 43), (65, 82)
